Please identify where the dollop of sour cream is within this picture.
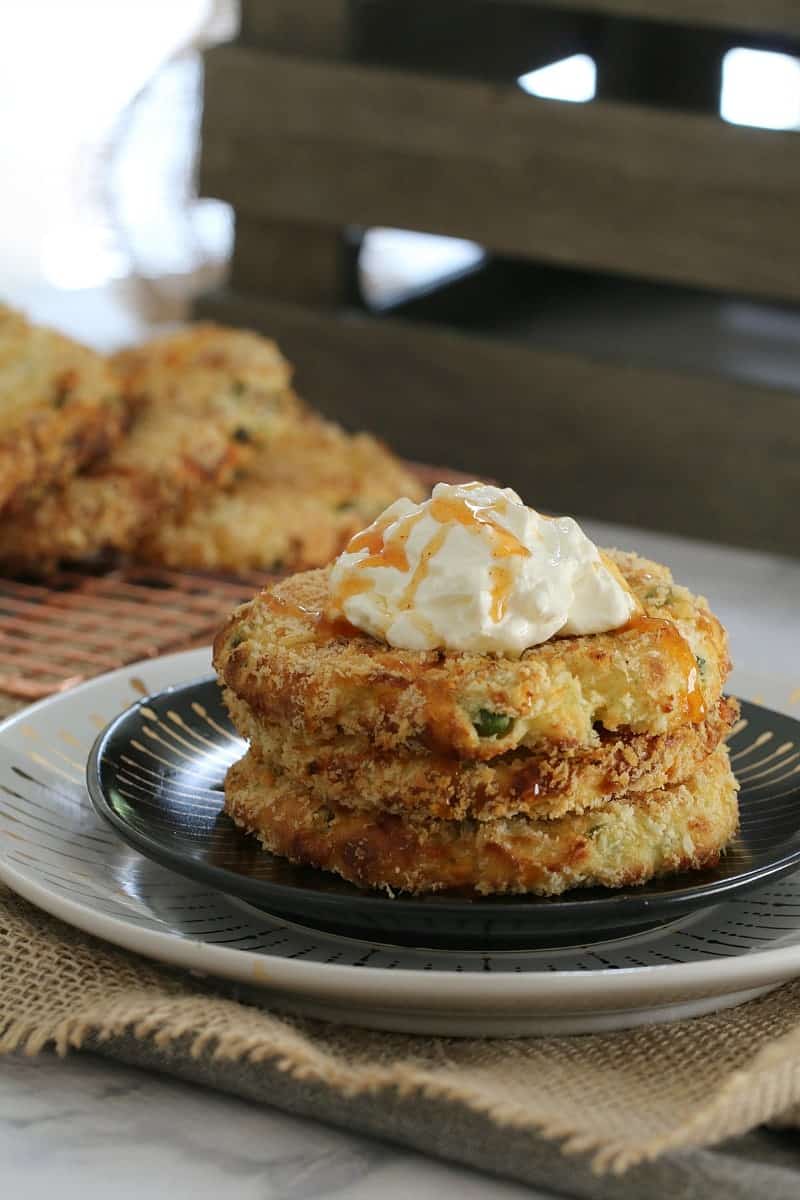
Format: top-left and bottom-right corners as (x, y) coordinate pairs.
(326, 482), (638, 656)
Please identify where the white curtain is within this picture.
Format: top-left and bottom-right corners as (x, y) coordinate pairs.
(0, 0), (236, 344)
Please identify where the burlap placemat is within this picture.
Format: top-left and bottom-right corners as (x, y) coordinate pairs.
(2, 878), (800, 1193)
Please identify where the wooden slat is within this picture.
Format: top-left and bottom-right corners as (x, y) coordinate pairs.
(239, 0), (352, 56)
(231, 217), (349, 304)
(239, 0), (588, 80)
(239, 0), (800, 48)
(194, 288), (800, 559)
(351, 1), (587, 84)
(201, 47), (800, 303)
(496, 0), (800, 38)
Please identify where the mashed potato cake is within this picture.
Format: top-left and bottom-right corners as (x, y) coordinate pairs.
(0, 303), (125, 513)
(215, 492), (739, 896)
(215, 550), (730, 759)
(0, 323), (299, 569)
(223, 743), (739, 896)
(224, 689), (738, 821)
(138, 415), (425, 573)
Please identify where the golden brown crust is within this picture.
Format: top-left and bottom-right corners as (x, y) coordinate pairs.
(0, 323), (299, 569)
(0, 304), (125, 513)
(214, 551), (730, 757)
(224, 689), (739, 821)
(223, 744), (739, 896)
(137, 415), (425, 573)
(111, 320), (291, 401)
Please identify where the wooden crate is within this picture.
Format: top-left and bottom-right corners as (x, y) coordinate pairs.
(196, 0), (800, 557)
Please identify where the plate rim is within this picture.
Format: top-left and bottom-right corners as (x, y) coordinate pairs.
(2, 646), (800, 1007)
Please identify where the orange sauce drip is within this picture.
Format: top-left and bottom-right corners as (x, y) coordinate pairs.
(263, 591), (363, 641)
(345, 523), (388, 554)
(429, 494), (530, 560)
(342, 508), (427, 578)
(489, 563), (515, 623)
(620, 614), (705, 722)
(263, 592), (312, 622)
(345, 518), (393, 557)
(333, 575), (373, 604)
(358, 542), (408, 572)
(315, 613), (364, 640)
(686, 674), (705, 722)
(619, 613), (667, 637)
(400, 524), (449, 611)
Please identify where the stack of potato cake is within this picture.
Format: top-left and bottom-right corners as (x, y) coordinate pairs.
(215, 551), (739, 896)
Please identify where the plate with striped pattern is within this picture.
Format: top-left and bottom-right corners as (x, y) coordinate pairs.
(2, 647), (800, 1036)
(87, 679), (800, 950)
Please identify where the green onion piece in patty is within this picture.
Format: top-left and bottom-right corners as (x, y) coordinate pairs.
(473, 709), (514, 738)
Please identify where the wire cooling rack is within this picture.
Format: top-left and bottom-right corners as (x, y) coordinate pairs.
(0, 565), (276, 700)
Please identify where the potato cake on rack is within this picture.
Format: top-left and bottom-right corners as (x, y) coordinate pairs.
(0, 303), (126, 514)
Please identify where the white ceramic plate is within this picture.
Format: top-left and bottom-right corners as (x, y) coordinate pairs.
(2, 648), (800, 1037)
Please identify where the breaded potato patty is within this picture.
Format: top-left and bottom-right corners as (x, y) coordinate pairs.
(214, 551), (730, 758)
(0, 323), (299, 569)
(223, 743), (739, 896)
(137, 414), (425, 573)
(0, 304), (125, 513)
(223, 689), (738, 821)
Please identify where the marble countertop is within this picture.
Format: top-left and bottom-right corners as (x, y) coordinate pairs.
(1, 1052), (543, 1200)
(1, 521), (799, 1197)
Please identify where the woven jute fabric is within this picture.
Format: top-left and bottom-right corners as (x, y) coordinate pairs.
(2, 883), (800, 1176)
(0, 694), (20, 722)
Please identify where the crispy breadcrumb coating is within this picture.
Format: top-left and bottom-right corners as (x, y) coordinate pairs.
(0, 323), (298, 569)
(0, 303), (125, 513)
(138, 414), (425, 573)
(223, 743), (739, 896)
(214, 551), (730, 758)
(224, 690), (738, 821)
